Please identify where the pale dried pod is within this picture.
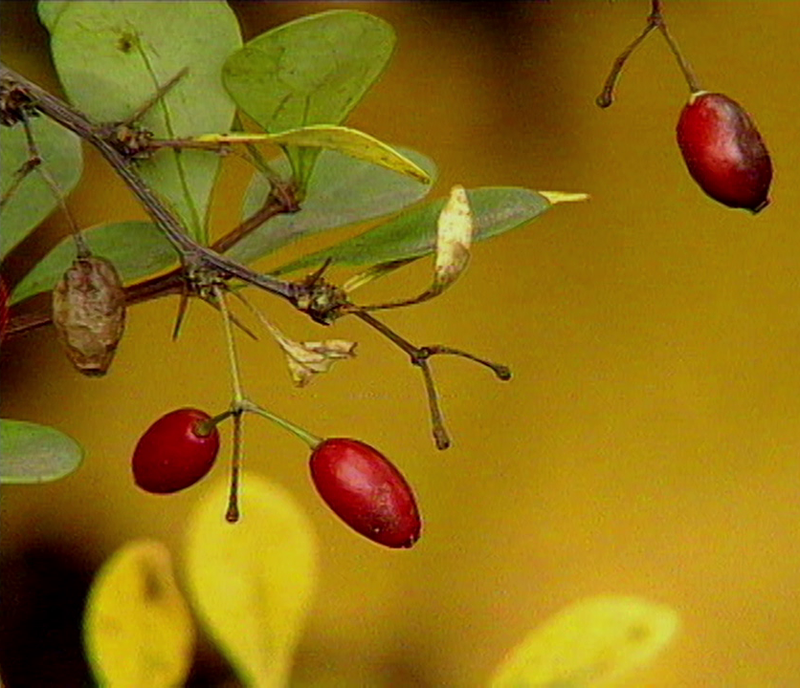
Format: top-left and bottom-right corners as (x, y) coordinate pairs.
(52, 255), (126, 376)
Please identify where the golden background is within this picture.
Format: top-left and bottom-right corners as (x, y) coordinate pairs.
(3, 1), (800, 685)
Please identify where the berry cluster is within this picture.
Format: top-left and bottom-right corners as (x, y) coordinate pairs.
(132, 407), (421, 550)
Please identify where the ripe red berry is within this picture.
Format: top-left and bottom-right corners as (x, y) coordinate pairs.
(310, 438), (421, 549)
(676, 91), (772, 213)
(132, 408), (220, 494)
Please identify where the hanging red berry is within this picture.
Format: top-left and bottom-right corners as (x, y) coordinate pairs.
(310, 438), (421, 549)
(132, 408), (220, 494)
(676, 91), (772, 213)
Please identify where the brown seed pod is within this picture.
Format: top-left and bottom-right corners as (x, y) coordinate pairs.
(52, 255), (126, 376)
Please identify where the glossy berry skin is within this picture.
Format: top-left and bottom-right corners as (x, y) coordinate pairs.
(132, 408), (220, 494)
(677, 92), (772, 213)
(310, 438), (421, 549)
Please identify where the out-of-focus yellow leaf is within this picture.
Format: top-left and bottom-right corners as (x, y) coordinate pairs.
(490, 595), (680, 688)
(183, 474), (318, 688)
(83, 539), (195, 688)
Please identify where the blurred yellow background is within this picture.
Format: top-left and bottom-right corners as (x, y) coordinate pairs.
(3, 1), (800, 686)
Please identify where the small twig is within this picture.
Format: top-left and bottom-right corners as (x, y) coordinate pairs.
(226, 410), (243, 523)
(351, 309), (511, 450)
(596, 0), (700, 108)
(0, 63), (301, 302)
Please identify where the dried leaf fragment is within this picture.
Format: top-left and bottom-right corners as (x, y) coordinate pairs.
(434, 184), (473, 291)
(52, 254), (126, 375)
(258, 314), (357, 387)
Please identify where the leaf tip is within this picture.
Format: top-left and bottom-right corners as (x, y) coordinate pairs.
(539, 191), (591, 205)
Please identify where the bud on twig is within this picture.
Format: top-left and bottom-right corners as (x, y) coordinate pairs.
(52, 255), (126, 376)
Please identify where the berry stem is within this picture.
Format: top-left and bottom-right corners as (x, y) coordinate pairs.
(654, 14), (701, 94)
(240, 399), (323, 449)
(196, 409), (234, 437)
(596, 0), (701, 108)
(225, 410), (243, 523)
(214, 286), (245, 405)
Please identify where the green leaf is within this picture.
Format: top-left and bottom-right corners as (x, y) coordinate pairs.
(84, 540), (195, 688)
(227, 147), (436, 266)
(270, 187), (556, 276)
(223, 10), (395, 192)
(10, 222), (178, 306)
(37, 1), (69, 32)
(0, 116), (83, 260)
(0, 419), (83, 484)
(184, 474), (317, 688)
(48, 1), (242, 243)
(490, 596), (680, 688)
(197, 126), (431, 184)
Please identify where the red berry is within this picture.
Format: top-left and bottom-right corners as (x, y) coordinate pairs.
(132, 408), (220, 494)
(676, 91), (772, 213)
(310, 438), (421, 549)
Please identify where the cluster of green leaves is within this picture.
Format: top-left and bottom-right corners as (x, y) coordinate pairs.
(1, 1), (575, 485)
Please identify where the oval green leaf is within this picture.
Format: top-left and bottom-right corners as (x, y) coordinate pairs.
(10, 222), (178, 306)
(228, 147), (436, 266)
(0, 116), (83, 260)
(0, 419), (83, 484)
(270, 187), (554, 276)
(223, 10), (395, 192)
(84, 540), (195, 688)
(183, 474), (318, 688)
(48, 1), (242, 243)
(490, 596), (680, 688)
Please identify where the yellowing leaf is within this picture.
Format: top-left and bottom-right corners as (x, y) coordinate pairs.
(183, 474), (318, 688)
(83, 540), (195, 688)
(195, 126), (431, 184)
(490, 595), (680, 688)
(434, 184), (473, 290)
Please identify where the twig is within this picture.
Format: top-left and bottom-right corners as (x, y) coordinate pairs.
(0, 63), (300, 302)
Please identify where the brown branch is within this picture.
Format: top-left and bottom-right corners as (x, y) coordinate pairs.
(0, 63), (302, 304)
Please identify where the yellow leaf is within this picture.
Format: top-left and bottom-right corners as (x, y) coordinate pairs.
(83, 539), (195, 688)
(490, 595), (680, 688)
(183, 474), (318, 688)
(195, 126), (432, 184)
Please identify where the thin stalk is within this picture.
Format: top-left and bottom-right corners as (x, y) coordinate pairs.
(214, 285), (245, 404)
(225, 410), (243, 523)
(240, 398), (322, 449)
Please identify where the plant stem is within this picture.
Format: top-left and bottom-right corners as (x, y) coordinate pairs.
(214, 285), (245, 404)
(596, 19), (657, 108)
(596, 0), (700, 107)
(240, 398), (323, 449)
(655, 16), (701, 93)
(225, 410), (243, 523)
(0, 63), (300, 302)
